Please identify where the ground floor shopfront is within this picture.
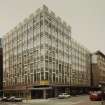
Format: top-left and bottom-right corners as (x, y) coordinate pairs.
(4, 85), (90, 99)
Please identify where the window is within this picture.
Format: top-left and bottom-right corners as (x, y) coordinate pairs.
(53, 73), (55, 82)
(37, 73), (40, 81)
(41, 72), (44, 80)
(59, 64), (61, 73)
(45, 72), (48, 80)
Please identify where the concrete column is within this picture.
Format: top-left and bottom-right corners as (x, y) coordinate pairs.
(28, 91), (31, 99)
(43, 89), (46, 99)
(54, 88), (58, 97)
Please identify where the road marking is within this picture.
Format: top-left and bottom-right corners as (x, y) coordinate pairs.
(71, 101), (84, 105)
(52, 101), (84, 105)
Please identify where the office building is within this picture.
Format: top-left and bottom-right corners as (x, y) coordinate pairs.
(3, 5), (91, 99)
(71, 38), (91, 93)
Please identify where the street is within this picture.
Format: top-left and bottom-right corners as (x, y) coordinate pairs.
(0, 95), (102, 105)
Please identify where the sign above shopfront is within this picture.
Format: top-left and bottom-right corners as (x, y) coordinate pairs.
(40, 80), (49, 85)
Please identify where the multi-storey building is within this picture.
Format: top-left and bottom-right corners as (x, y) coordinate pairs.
(0, 38), (3, 96)
(71, 38), (91, 93)
(3, 5), (91, 99)
(92, 51), (105, 89)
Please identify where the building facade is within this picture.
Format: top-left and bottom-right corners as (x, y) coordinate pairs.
(3, 5), (91, 99)
(92, 51), (105, 89)
(0, 38), (3, 96)
(71, 38), (91, 91)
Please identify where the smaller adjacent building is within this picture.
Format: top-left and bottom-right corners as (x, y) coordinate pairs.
(0, 38), (3, 96)
(92, 51), (105, 89)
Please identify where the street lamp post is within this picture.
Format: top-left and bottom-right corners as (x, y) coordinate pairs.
(98, 84), (102, 89)
(26, 84), (28, 102)
(98, 84), (105, 105)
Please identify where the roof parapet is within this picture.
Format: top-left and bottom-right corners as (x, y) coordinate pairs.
(36, 8), (41, 14)
(50, 11), (55, 17)
(43, 5), (48, 12)
(57, 16), (62, 23)
(29, 13), (34, 19)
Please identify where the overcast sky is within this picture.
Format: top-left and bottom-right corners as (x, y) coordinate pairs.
(0, 0), (105, 53)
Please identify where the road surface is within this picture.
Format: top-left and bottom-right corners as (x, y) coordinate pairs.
(0, 95), (102, 105)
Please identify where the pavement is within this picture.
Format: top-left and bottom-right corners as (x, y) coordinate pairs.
(0, 95), (103, 105)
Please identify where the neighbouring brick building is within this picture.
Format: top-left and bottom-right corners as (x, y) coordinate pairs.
(92, 51), (105, 89)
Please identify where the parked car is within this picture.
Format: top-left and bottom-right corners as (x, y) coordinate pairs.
(0, 97), (8, 102)
(89, 91), (105, 101)
(7, 96), (15, 102)
(0, 96), (23, 102)
(58, 93), (70, 99)
(14, 97), (23, 102)
(8, 96), (23, 102)
(0, 97), (2, 101)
